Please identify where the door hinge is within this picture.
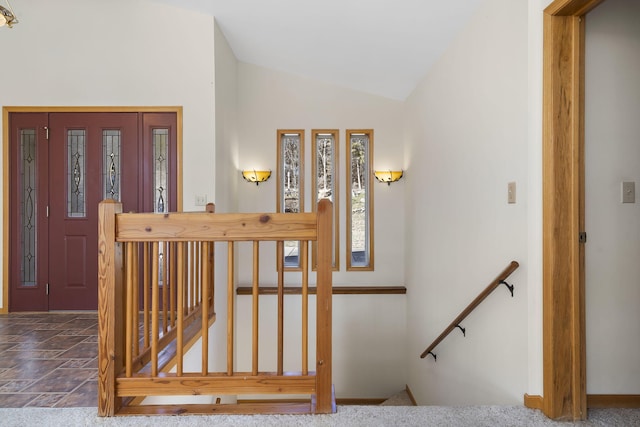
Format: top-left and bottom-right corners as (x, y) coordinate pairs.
(579, 231), (587, 244)
(44, 126), (49, 140)
(46, 283), (49, 295)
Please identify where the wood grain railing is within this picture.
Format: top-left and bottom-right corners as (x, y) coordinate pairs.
(98, 199), (335, 416)
(420, 261), (519, 360)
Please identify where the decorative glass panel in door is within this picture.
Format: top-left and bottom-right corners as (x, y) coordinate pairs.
(103, 130), (121, 201)
(20, 129), (37, 287)
(154, 129), (169, 213)
(67, 129), (86, 218)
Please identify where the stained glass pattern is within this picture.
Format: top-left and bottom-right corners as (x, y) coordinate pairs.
(20, 129), (37, 287)
(67, 130), (86, 217)
(153, 129), (169, 213)
(103, 130), (121, 201)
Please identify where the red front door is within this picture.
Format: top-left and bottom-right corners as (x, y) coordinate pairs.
(9, 111), (178, 311)
(48, 113), (138, 310)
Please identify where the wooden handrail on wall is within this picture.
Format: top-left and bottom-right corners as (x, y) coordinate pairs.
(419, 261), (519, 360)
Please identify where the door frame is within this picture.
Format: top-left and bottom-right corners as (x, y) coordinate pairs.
(541, 0), (605, 421)
(2, 106), (183, 314)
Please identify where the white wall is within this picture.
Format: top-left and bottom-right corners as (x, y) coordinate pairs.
(404, 0), (529, 405)
(585, 0), (640, 394)
(526, 0), (555, 399)
(214, 20), (239, 214)
(0, 0), (216, 311)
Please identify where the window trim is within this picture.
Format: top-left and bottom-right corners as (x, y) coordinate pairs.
(346, 129), (374, 271)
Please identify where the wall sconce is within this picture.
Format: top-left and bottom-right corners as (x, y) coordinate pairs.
(242, 170), (271, 186)
(0, 1), (18, 28)
(374, 170), (404, 186)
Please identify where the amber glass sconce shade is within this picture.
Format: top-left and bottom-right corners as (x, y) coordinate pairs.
(242, 170), (272, 186)
(374, 170), (403, 186)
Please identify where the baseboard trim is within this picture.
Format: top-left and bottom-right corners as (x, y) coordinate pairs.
(405, 384), (418, 406)
(337, 398), (386, 405)
(587, 395), (640, 408)
(524, 394), (543, 410)
(524, 394), (640, 410)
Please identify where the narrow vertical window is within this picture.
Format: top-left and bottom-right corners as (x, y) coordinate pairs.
(346, 130), (374, 270)
(20, 129), (37, 287)
(277, 130), (304, 269)
(103, 130), (121, 201)
(312, 130), (339, 271)
(67, 129), (86, 218)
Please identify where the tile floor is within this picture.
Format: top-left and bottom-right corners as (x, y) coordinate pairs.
(0, 312), (98, 408)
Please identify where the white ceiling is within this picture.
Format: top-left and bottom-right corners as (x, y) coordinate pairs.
(155, 0), (484, 100)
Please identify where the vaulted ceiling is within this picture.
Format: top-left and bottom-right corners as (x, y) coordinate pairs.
(155, 0), (484, 100)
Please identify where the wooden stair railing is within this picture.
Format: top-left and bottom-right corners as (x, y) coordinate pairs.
(98, 199), (334, 416)
(420, 261), (519, 360)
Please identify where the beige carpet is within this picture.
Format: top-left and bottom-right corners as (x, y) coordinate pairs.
(1, 406), (638, 426)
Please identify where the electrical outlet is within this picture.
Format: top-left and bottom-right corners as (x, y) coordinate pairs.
(195, 194), (207, 206)
(622, 182), (635, 204)
(507, 182), (516, 204)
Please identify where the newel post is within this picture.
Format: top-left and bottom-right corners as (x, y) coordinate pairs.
(315, 199), (334, 413)
(97, 200), (123, 416)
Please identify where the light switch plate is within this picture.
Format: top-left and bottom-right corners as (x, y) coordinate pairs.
(622, 182), (635, 203)
(508, 182), (516, 204)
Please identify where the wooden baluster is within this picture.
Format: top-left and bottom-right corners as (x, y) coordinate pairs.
(125, 242), (134, 377)
(252, 241), (259, 376)
(201, 241), (209, 375)
(170, 242), (177, 329)
(227, 241), (234, 376)
(189, 241), (195, 314)
(209, 241), (215, 311)
(301, 240), (309, 375)
(162, 241), (169, 334)
(132, 243), (139, 359)
(176, 241), (185, 376)
(143, 243), (150, 350)
(195, 242), (201, 308)
(151, 242), (159, 377)
(183, 242), (189, 315)
(277, 241), (284, 376)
